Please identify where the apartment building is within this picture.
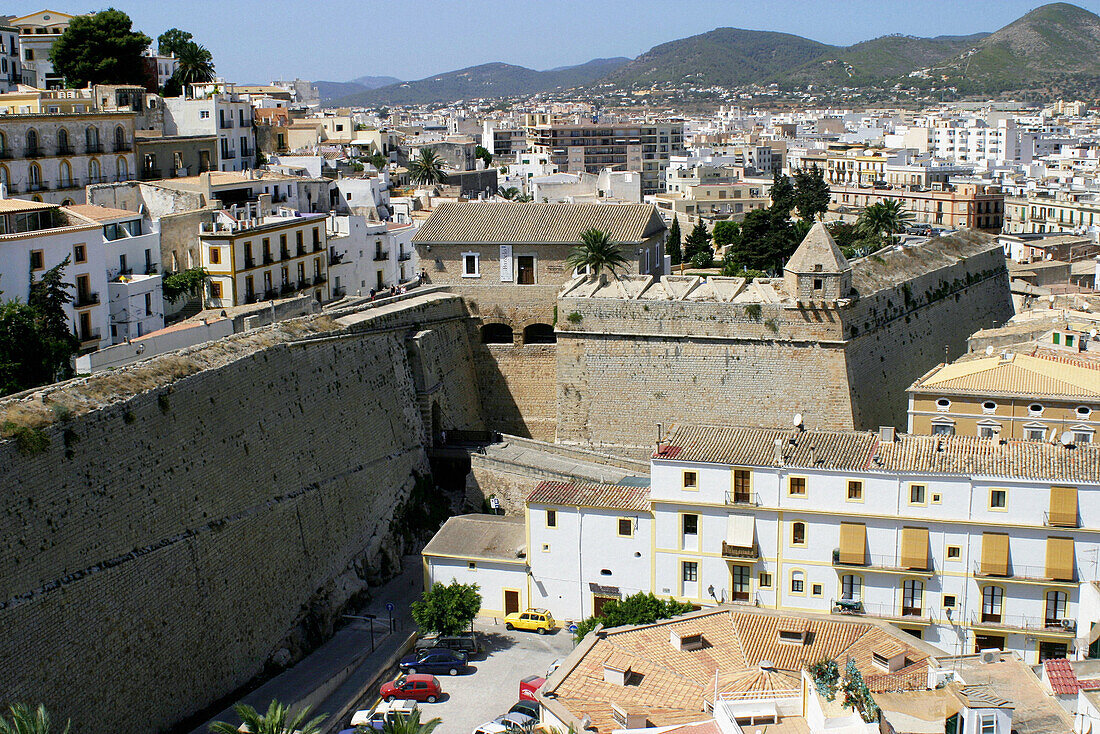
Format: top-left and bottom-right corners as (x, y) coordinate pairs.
(0, 110), (137, 205)
(0, 19), (22, 92)
(1004, 191), (1100, 235)
(326, 217), (415, 296)
(655, 181), (769, 227)
(524, 116), (685, 196)
(908, 352), (1100, 443)
(0, 198), (109, 350)
(9, 9), (75, 89)
(163, 91), (256, 172)
(482, 120), (526, 159)
(198, 204), (329, 307)
(830, 182), (1004, 231)
(135, 133), (216, 180)
(929, 118), (1036, 167)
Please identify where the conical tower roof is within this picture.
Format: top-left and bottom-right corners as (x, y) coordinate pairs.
(784, 221), (850, 274)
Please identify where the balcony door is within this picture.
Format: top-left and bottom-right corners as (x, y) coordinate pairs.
(516, 255), (535, 285)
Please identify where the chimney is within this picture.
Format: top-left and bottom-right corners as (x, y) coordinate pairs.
(1094, 256), (1100, 291)
(774, 438), (785, 466)
(879, 426), (896, 443)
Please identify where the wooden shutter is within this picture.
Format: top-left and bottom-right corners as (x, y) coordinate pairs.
(900, 527), (929, 570)
(838, 522), (867, 565)
(1048, 486), (1078, 527)
(1045, 537), (1075, 582)
(980, 533), (1010, 576)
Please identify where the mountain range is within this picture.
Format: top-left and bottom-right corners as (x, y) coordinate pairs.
(321, 3), (1100, 107)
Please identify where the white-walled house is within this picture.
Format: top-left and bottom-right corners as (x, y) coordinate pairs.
(163, 91), (256, 172)
(422, 514), (528, 618)
(327, 217), (417, 296)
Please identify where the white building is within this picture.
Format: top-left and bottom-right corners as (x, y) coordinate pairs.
(9, 10), (74, 89)
(422, 514), (527, 618)
(163, 90), (256, 172)
(0, 20), (22, 92)
(326, 216), (416, 296)
(142, 49), (179, 90)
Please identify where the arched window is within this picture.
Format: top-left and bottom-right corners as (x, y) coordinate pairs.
(791, 521), (806, 545)
(902, 579), (923, 616)
(0, 131), (7, 155)
(28, 162), (40, 187)
(790, 570), (805, 594)
(480, 323), (514, 345)
(57, 127), (69, 154)
(114, 125), (126, 151)
(61, 198), (74, 206)
(116, 157), (128, 180)
(0, 166), (9, 189)
(981, 585), (1004, 623)
(1045, 590), (1068, 625)
(25, 128), (38, 155)
(85, 126), (99, 152)
(523, 323), (556, 344)
(59, 160), (71, 188)
(840, 574), (862, 601)
(89, 158), (100, 183)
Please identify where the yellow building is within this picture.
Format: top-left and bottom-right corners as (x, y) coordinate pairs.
(908, 352), (1100, 443)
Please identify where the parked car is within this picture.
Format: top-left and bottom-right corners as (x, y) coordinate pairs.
(380, 673), (443, 703)
(414, 631), (482, 656)
(545, 658), (562, 678)
(350, 699), (418, 730)
(509, 700), (539, 719)
(519, 675), (545, 702)
(398, 647), (468, 675)
(473, 712), (537, 734)
(504, 608), (556, 634)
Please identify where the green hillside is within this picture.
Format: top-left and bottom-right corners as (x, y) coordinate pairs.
(783, 33), (988, 87)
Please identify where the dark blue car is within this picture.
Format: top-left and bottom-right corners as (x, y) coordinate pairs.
(399, 647), (468, 676)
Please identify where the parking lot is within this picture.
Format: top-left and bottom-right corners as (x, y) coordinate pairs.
(361, 619), (575, 733)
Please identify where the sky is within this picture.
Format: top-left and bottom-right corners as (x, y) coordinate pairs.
(5, 0), (1083, 84)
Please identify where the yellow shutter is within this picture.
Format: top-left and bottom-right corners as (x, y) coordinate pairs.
(838, 522), (867, 565)
(1045, 537), (1075, 582)
(900, 527), (929, 570)
(1048, 486), (1078, 527)
(980, 533), (1010, 576)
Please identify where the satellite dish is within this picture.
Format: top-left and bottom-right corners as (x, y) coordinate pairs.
(793, 413), (804, 428)
(1091, 330), (1098, 339)
(1061, 431), (1075, 446)
(985, 345), (994, 356)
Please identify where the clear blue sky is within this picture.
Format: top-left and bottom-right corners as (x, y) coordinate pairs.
(6, 1), (1081, 83)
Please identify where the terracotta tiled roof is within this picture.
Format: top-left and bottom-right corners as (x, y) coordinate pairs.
(527, 480), (649, 511)
(655, 425), (878, 471)
(65, 204), (137, 222)
(912, 353), (1100, 399)
(1044, 658), (1081, 694)
(411, 201), (666, 245)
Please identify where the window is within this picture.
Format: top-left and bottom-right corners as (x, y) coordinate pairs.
(617, 518), (633, 537)
(983, 401), (997, 414)
(30, 250), (44, 270)
(462, 252), (480, 277)
(1027, 427), (1046, 442)
(1045, 590), (1067, 625)
(936, 398), (951, 411)
(199, 110), (210, 119)
(841, 574), (862, 600)
(682, 514), (698, 536)
(1028, 403), (1044, 417)
(811, 583), (823, 597)
(541, 543), (549, 552)
(480, 323), (513, 344)
(979, 714), (996, 734)
(980, 586), (1003, 624)
(943, 594), (957, 608)
(790, 570), (805, 594)
(732, 469), (751, 503)
(758, 572), (772, 589)
(682, 470), (698, 490)
(847, 480), (863, 501)
(546, 509), (556, 528)
(682, 561), (698, 582)
(989, 489), (1007, 510)
(931, 422), (955, 436)
(208, 246), (220, 264)
(144, 292), (151, 316)
(902, 579), (923, 616)
(979, 424), (998, 439)
(730, 565), (750, 601)
(1074, 429), (1093, 445)
(791, 521), (806, 546)
(210, 281), (223, 298)
(73, 244), (86, 263)
(909, 484), (926, 505)
(1077, 406), (1092, 419)
(468, 561), (476, 570)
(946, 545), (961, 560)
(788, 476), (806, 496)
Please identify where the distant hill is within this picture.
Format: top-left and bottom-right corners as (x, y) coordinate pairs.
(330, 57), (630, 106)
(928, 3), (1100, 93)
(783, 33), (989, 87)
(601, 28), (837, 88)
(316, 75), (402, 103)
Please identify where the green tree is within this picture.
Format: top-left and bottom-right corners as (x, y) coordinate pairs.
(667, 215), (682, 266)
(209, 701), (325, 734)
(793, 164), (831, 222)
(367, 152), (388, 171)
(712, 220), (740, 250)
(856, 199), (913, 247)
(840, 659), (879, 723)
(682, 221), (711, 263)
(769, 169), (796, 217)
(162, 267), (208, 303)
(49, 9), (151, 87)
(574, 592), (694, 642)
(566, 228), (629, 279)
(28, 257), (78, 384)
(173, 42), (216, 88)
(0, 703), (70, 734)
(725, 207), (797, 272)
(0, 301), (51, 396)
(498, 186), (520, 200)
(410, 580), (481, 635)
(374, 710), (442, 734)
(408, 149), (448, 186)
(157, 28), (193, 57)
(474, 145), (493, 167)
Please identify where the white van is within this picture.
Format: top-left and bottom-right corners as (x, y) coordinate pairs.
(350, 699), (418, 731)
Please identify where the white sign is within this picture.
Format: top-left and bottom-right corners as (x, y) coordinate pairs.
(499, 245), (513, 282)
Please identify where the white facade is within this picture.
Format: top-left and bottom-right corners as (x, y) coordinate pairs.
(326, 217), (417, 296)
(163, 95), (256, 172)
(10, 10), (73, 89)
(424, 556), (528, 619)
(107, 273), (163, 343)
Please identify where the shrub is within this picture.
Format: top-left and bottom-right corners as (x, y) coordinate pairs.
(567, 312), (583, 324)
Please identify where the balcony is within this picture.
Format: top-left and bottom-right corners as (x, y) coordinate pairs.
(24, 146), (44, 158)
(296, 246), (307, 257)
(373, 251), (390, 261)
(85, 143), (103, 154)
(0, 147), (11, 159)
(332, 286), (347, 298)
(75, 291), (99, 307)
(79, 330), (102, 346)
(240, 147), (254, 158)
(244, 292), (258, 304)
(720, 541), (759, 561)
(312, 242), (323, 253)
(262, 253), (274, 265)
(328, 251), (344, 266)
(141, 168), (162, 180)
(970, 612), (1076, 635)
(219, 119), (234, 130)
(280, 283), (296, 296)
(114, 141), (132, 152)
(144, 263), (158, 275)
(971, 561), (1075, 584)
(398, 251), (411, 261)
(833, 599), (938, 624)
(724, 491), (760, 506)
(26, 180), (49, 192)
(263, 288), (278, 300)
(56, 144), (73, 156)
(86, 175), (109, 185)
(280, 249), (291, 260)
(244, 257), (255, 269)
(1044, 511), (1079, 528)
(832, 549), (933, 576)
(313, 274), (326, 285)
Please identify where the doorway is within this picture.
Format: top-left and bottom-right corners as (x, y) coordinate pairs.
(592, 594), (617, 618)
(503, 589), (520, 616)
(516, 255), (535, 284)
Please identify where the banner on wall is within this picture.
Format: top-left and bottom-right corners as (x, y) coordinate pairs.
(500, 245), (513, 282)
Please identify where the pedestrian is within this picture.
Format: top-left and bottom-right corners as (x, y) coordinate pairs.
(369, 288), (375, 301)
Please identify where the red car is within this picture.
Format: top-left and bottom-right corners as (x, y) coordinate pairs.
(380, 674), (442, 703)
(519, 675), (545, 702)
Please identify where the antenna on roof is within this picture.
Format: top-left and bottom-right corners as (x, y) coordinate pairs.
(793, 413), (804, 431)
(985, 345), (994, 356)
(1060, 431), (1075, 447)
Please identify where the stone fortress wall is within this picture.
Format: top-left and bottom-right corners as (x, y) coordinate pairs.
(0, 294), (482, 734)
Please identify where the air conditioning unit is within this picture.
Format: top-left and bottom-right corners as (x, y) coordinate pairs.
(979, 649), (999, 664)
(1060, 619), (1077, 632)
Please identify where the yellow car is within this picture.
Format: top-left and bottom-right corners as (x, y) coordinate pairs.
(504, 608), (556, 634)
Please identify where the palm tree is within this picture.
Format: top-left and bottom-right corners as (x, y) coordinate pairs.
(856, 199), (913, 247)
(498, 186), (520, 200)
(566, 228), (629, 280)
(209, 700), (325, 734)
(0, 704), (70, 734)
(381, 710), (442, 734)
(408, 149), (448, 186)
(174, 42), (216, 90)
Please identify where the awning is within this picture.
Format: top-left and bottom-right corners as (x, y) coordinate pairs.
(1046, 537), (1075, 581)
(726, 514), (755, 549)
(1049, 486), (1078, 528)
(838, 522), (867, 565)
(980, 533), (1010, 576)
(900, 527), (928, 570)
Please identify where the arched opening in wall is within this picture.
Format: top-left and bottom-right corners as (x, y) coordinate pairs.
(481, 323), (514, 345)
(523, 323), (556, 344)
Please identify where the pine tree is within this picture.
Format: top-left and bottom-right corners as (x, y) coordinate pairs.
(683, 221), (711, 263)
(770, 169), (796, 217)
(28, 257), (78, 384)
(667, 215), (682, 266)
(793, 164), (831, 222)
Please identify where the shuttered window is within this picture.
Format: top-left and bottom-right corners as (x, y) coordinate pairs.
(838, 522), (867, 565)
(1045, 537), (1075, 582)
(1048, 486), (1078, 527)
(900, 527), (929, 570)
(980, 533), (1010, 577)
